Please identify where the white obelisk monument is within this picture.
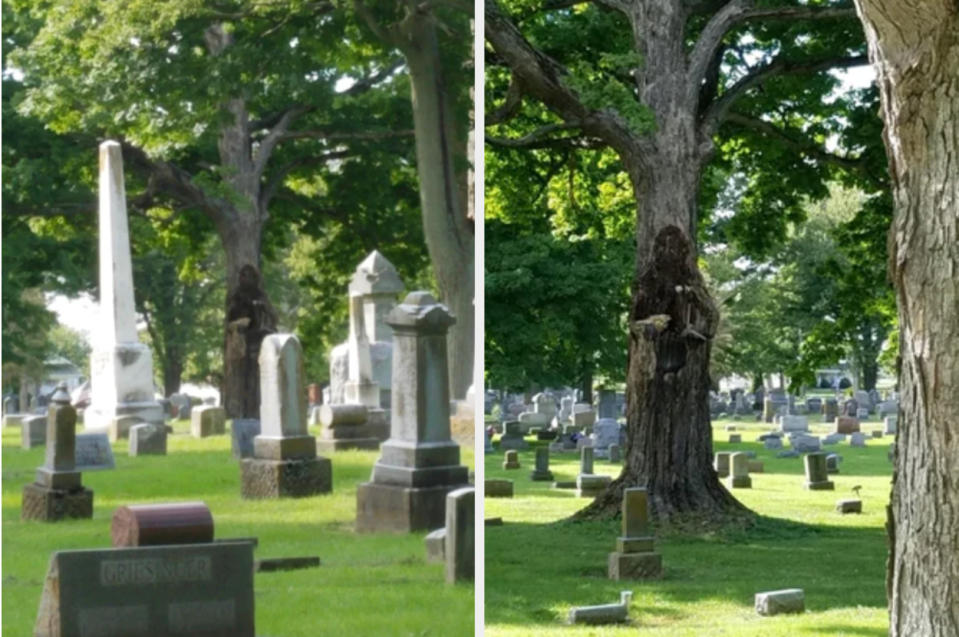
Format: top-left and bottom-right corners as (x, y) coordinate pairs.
(84, 141), (164, 430)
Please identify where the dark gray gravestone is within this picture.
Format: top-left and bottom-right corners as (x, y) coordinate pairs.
(231, 419), (260, 459)
(75, 433), (115, 472)
(34, 541), (254, 637)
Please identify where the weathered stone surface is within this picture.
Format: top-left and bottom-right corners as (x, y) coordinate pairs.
(884, 415), (898, 435)
(568, 591), (632, 625)
(502, 450), (520, 470)
(728, 433), (742, 443)
(425, 528), (446, 563)
(75, 433), (115, 472)
(714, 452), (731, 478)
(240, 457), (332, 499)
(576, 474), (611, 497)
(530, 447), (553, 481)
(445, 487), (474, 583)
(22, 415), (47, 449)
(835, 416), (860, 434)
(849, 432), (867, 447)
(836, 499), (862, 514)
(33, 541), (254, 637)
(111, 502), (214, 547)
(726, 452), (751, 489)
(608, 444), (622, 463)
(763, 437), (783, 450)
(355, 292), (468, 533)
(129, 424), (167, 456)
(825, 453), (842, 474)
(4, 413), (24, 428)
(356, 482), (460, 533)
(107, 415), (140, 442)
(231, 419), (260, 459)
(790, 434), (822, 453)
(803, 453), (834, 490)
(190, 406), (226, 438)
(780, 415), (809, 433)
(755, 588), (805, 616)
(485, 479), (514, 498)
(497, 421), (528, 451)
(747, 460), (764, 473)
(21, 483), (94, 522)
(608, 552), (663, 580)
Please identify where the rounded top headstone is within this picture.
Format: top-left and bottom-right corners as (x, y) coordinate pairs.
(349, 250), (404, 296)
(386, 291), (456, 331)
(51, 382), (71, 405)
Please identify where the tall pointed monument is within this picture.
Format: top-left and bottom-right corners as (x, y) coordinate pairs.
(84, 141), (164, 430)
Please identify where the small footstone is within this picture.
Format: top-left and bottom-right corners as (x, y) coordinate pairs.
(568, 591), (632, 625)
(485, 478), (514, 498)
(129, 423), (167, 456)
(728, 433), (742, 443)
(425, 528), (446, 562)
(552, 481), (576, 490)
(485, 517), (504, 526)
(755, 588), (805, 616)
(836, 499), (862, 514)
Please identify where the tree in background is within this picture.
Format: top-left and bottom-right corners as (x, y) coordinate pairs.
(851, 2), (959, 633)
(486, 0), (879, 520)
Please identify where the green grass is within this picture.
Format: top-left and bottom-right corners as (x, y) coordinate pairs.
(2, 419), (474, 636)
(484, 416), (891, 636)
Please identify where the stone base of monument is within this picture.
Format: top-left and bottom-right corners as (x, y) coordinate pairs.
(83, 399), (165, 433)
(21, 483), (94, 522)
(484, 479), (514, 497)
(355, 482), (468, 533)
(576, 474), (611, 497)
(530, 469), (554, 481)
(240, 457), (332, 499)
(608, 550), (663, 580)
(803, 479), (835, 491)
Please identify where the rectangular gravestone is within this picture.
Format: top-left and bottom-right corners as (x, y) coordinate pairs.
(75, 433), (116, 472)
(34, 541), (254, 637)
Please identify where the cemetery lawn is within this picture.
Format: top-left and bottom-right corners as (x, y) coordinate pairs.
(485, 416), (891, 636)
(2, 420), (474, 636)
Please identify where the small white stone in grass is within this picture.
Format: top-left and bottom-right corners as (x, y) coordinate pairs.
(755, 589), (805, 616)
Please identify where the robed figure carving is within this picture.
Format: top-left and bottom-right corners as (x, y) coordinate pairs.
(224, 264), (278, 418)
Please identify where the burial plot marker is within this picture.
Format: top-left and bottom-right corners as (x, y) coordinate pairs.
(530, 447), (554, 481)
(445, 486), (474, 584)
(355, 292), (469, 532)
(576, 446), (611, 497)
(608, 487), (663, 580)
(240, 334), (332, 498)
(22, 383), (94, 522)
(85, 141), (164, 430)
(803, 452), (835, 490)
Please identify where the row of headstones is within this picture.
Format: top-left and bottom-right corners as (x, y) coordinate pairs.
(487, 445), (621, 499)
(715, 450), (862, 513)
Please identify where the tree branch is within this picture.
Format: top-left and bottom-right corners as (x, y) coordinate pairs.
(252, 105), (312, 180)
(259, 150), (354, 210)
(687, 1), (857, 103)
(725, 111), (866, 174)
(485, 122), (603, 149)
(487, 74), (524, 125)
(353, 0), (401, 48)
(485, 0), (644, 166)
(278, 128), (414, 142)
(120, 143), (233, 227)
(340, 58), (406, 96)
(701, 54), (869, 135)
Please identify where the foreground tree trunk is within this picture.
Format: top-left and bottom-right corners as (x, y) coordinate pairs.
(852, 2), (959, 635)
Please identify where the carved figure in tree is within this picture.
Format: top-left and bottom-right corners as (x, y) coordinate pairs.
(224, 264), (277, 418)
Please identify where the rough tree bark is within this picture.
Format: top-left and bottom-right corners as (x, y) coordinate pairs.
(356, 1), (475, 399)
(851, 2), (959, 635)
(487, 0), (863, 520)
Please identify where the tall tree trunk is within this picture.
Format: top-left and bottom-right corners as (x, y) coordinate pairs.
(579, 148), (744, 520)
(852, 2), (959, 635)
(579, 363), (593, 405)
(163, 351), (183, 397)
(400, 11), (475, 400)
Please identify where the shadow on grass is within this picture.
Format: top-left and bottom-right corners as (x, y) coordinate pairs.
(485, 514), (887, 630)
(800, 625), (886, 637)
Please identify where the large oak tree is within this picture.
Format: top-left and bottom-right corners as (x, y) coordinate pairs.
(486, 0), (875, 519)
